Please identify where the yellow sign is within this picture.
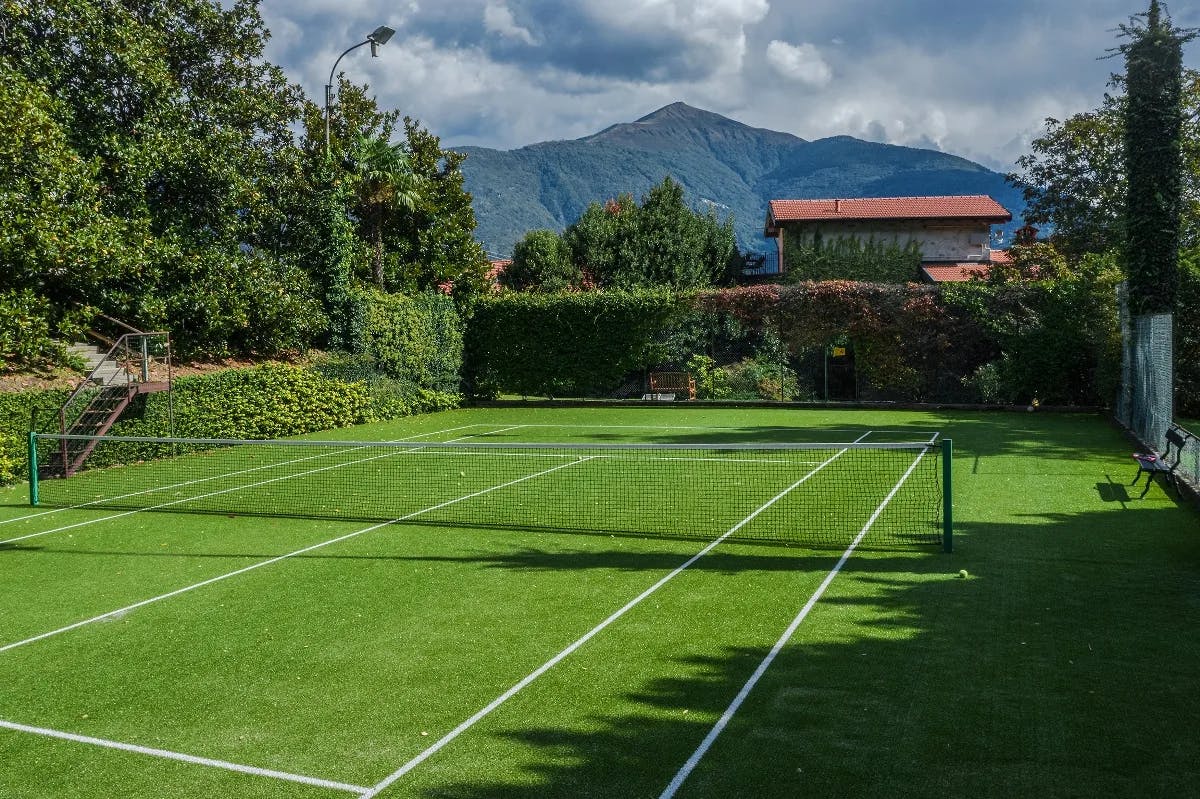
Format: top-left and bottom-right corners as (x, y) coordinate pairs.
(831, 347), (846, 357)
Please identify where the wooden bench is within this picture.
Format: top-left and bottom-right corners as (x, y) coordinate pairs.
(648, 372), (696, 401)
(1131, 425), (1191, 498)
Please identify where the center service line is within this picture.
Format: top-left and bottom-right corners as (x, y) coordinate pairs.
(359, 433), (874, 798)
(659, 444), (931, 798)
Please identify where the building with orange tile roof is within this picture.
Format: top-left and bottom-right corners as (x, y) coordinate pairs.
(763, 195), (1012, 281)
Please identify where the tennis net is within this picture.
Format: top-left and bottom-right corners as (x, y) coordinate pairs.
(30, 433), (949, 549)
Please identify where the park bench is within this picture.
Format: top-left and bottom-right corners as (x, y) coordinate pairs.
(647, 372), (696, 401)
(1131, 425), (1191, 498)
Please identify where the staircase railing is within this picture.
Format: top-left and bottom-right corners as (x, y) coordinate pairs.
(51, 329), (172, 477)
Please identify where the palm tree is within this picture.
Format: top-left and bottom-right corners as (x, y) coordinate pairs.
(352, 134), (423, 287)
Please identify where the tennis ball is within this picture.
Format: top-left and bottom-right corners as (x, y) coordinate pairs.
(458, 471), (466, 478)
(958, 569), (969, 579)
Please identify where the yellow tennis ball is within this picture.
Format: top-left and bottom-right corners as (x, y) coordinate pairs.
(958, 569), (969, 579)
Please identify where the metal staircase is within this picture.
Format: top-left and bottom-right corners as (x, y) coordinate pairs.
(47, 316), (172, 477)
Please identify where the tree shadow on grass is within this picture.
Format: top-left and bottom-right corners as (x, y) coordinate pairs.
(396, 505), (1200, 799)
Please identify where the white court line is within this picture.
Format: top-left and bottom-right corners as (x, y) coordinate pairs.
(658, 445), (932, 799)
(0, 719), (369, 796)
(358, 432), (874, 799)
(0, 447), (572, 656)
(0, 424), (491, 533)
(0, 424), (503, 546)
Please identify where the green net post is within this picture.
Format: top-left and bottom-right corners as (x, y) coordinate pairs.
(28, 431), (39, 507)
(942, 438), (953, 552)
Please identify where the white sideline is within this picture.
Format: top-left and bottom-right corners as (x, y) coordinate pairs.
(0, 452), (579, 655)
(357, 432), (874, 799)
(0, 719), (370, 796)
(0, 424), (499, 545)
(658, 445), (932, 798)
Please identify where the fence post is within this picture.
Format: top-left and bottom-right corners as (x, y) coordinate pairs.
(28, 431), (39, 507)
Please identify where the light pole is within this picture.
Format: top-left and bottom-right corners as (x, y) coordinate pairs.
(325, 25), (395, 159)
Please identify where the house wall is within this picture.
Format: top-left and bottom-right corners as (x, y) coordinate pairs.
(782, 220), (992, 263)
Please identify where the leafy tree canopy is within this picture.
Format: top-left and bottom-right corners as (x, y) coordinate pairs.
(561, 177), (739, 290)
(1119, 0), (1196, 313)
(1008, 16), (1198, 260)
(503, 230), (582, 292)
(299, 83), (489, 298)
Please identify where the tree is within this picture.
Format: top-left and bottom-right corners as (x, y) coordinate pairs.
(1119, 0), (1196, 314)
(351, 134), (423, 288)
(299, 85), (489, 297)
(0, 60), (145, 304)
(1008, 69), (1199, 259)
(503, 230), (582, 292)
(562, 177), (739, 290)
(2, 0), (319, 356)
(1008, 96), (1128, 256)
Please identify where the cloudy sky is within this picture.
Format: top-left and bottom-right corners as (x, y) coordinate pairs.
(260, 0), (1199, 172)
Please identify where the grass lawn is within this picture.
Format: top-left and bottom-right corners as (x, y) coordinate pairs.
(0, 405), (1196, 798)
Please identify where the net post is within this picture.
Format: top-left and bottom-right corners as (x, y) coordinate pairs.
(941, 438), (953, 552)
(28, 431), (39, 507)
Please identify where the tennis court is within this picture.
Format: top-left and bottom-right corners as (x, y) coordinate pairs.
(1, 406), (1197, 798)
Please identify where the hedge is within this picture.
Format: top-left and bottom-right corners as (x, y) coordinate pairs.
(463, 289), (688, 397)
(351, 290), (463, 395)
(462, 271), (1123, 405)
(3, 362), (461, 486)
(0, 388), (71, 484)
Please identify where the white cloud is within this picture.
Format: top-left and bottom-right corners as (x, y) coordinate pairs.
(765, 41), (832, 88)
(579, 0), (769, 76)
(257, 0), (1199, 171)
(484, 1), (536, 45)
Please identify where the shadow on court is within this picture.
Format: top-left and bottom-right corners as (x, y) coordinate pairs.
(400, 504), (1200, 799)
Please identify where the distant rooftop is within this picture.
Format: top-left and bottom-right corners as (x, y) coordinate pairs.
(766, 195), (1012, 236)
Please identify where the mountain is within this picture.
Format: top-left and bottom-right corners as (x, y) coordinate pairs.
(452, 102), (1024, 257)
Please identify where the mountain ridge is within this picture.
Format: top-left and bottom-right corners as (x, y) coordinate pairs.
(453, 103), (1023, 257)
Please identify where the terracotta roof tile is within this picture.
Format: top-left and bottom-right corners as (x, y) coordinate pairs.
(921, 263), (993, 282)
(768, 195), (1011, 225)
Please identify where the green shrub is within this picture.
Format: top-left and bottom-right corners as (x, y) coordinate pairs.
(0, 388), (71, 484)
(352, 290), (463, 394)
(0, 289), (92, 371)
(782, 236), (923, 283)
(310, 351), (461, 421)
(686, 353), (803, 401)
(107, 365), (371, 443)
(463, 289), (688, 397)
(942, 253), (1121, 405)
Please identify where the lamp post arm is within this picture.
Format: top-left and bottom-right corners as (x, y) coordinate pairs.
(324, 39), (371, 159)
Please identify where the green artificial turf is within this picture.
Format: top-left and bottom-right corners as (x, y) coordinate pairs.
(0, 406), (1197, 798)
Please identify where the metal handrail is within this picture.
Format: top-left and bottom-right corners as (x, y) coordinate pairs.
(58, 331), (171, 433)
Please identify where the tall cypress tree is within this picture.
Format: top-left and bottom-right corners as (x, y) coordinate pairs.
(1121, 1), (1195, 314)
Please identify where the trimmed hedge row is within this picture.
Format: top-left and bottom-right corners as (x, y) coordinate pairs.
(465, 269), (1123, 406)
(111, 364), (372, 440)
(2, 362), (462, 485)
(0, 388), (71, 484)
(463, 289), (688, 397)
(351, 290), (463, 394)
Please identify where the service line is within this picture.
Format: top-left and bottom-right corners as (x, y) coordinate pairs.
(658, 443), (932, 798)
(359, 432), (874, 798)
